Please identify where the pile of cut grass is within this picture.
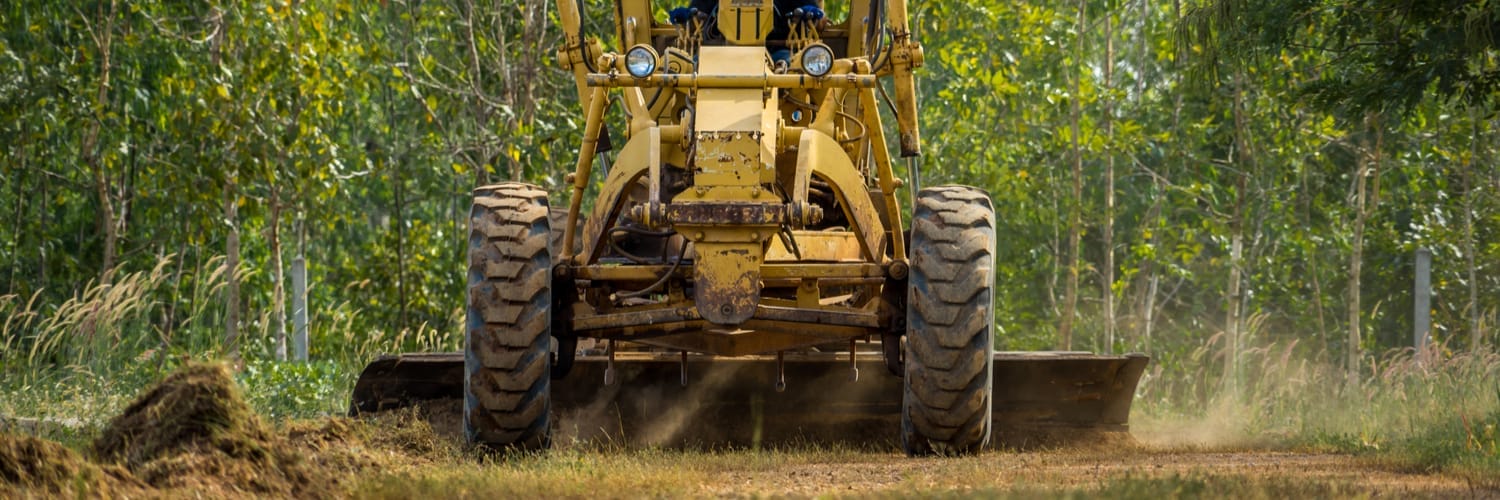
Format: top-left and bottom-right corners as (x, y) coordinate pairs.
(2, 362), (467, 498)
(0, 433), (143, 498)
(91, 362), (332, 497)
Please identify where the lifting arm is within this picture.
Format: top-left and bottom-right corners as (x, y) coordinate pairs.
(556, 0), (604, 112)
(884, 0), (924, 157)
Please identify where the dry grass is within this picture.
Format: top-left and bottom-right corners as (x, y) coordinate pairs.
(1134, 327), (1500, 481)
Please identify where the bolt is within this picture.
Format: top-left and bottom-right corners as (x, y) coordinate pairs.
(695, 231), (705, 241)
(720, 304), (734, 317)
(749, 231), (760, 241)
(695, 186), (708, 196)
(751, 186), (761, 197)
(887, 260), (910, 280)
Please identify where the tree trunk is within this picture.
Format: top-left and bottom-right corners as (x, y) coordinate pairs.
(1299, 143), (1330, 347)
(1466, 108), (1481, 352)
(225, 174), (241, 359)
(1102, 6), (1117, 354)
(1143, 0), (1182, 353)
(7, 137), (27, 295)
(1347, 161), (1366, 386)
(84, 0), (119, 286)
(395, 155), (408, 331)
(1225, 205), (1244, 396)
(1347, 113), (1383, 386)
(271, 188), (287, 360)
(1048, 168), (1061, 319)
(1225, 69), (1251, 398)
(1059, 0), (1086, 351)
(39, 161), (48, 289)
(294, 214), (309, 361)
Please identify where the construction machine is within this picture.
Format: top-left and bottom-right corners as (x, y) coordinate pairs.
(352, 0), (1148, 454)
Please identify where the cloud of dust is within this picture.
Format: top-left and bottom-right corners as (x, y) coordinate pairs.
(553, 354), (900, 449)
(1125, 341), (1500, 451)
(1131, 397), (1261, 449)
(633, 361), (749, 446)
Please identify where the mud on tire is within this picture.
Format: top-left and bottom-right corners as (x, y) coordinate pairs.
(902, 185), (996, 456)
(464, 182), (553, 450)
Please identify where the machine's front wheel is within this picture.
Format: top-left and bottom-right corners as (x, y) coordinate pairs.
(464, 183), (553, 450)
(902, 185), (996, 456)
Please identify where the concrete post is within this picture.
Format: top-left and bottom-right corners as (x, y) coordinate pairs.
(1414, 248), (1432, 366)
(292, 255), (309, 361)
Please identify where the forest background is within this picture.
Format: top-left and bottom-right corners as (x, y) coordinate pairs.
(2, 0), (1499, 471)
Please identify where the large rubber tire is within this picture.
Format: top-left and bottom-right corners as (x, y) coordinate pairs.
(902, 185), (996, 456)
(464, 183), (553, 450)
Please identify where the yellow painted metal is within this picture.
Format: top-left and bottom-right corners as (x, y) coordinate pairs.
(573, 127), (656, 264)
(605, 55), (665, 136)
(884, 0), (925, 157)
(855, 67), (907, 261)
(664, 46), (783, 327)
(717, 0), (775, 46)
(548, 0), (926, 353)
(790, 129), (886, 261)
(767, 231), (864, 262)
(574, 262), (886, 281)
(689, 241), (767, 325)
(618, 0), (655, 51)
(796, 279), (821, 308)
(694, 132), (767, 186)
(632, 327), (864, 356)
(552, 0), (602, 113)
(841, 0), (871, 58)
(586, 73), (877, 89)
(563, 85), (609, 260)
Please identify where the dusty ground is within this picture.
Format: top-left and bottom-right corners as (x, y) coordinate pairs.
(680, 448), (1485, 497)
(6, 411), (1496, 498)
(351, 402), (1496, 498)
(4, 364), (1497, 498)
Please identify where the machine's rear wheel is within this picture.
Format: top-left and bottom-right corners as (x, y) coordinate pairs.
(902, 185), (996, 456)
(464, 182), (553, 450)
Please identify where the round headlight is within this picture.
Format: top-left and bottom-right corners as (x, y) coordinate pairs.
(625, 45), (658, 78)
(801, 44), (833, 77)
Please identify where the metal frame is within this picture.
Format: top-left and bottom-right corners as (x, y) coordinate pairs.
(549, 0), (925, 358)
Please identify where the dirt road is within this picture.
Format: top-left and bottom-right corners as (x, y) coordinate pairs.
(677, 448), (1486, 498)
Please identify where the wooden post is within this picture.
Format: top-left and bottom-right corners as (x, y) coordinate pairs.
(1414, 248), (1432, 366)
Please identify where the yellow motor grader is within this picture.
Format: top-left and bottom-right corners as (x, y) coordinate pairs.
(352, 0), (1148, 454)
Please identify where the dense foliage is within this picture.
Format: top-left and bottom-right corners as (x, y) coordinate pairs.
(2, 0), (1498, 399)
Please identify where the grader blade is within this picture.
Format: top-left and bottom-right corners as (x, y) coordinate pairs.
(351, 351), (1148, 448)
